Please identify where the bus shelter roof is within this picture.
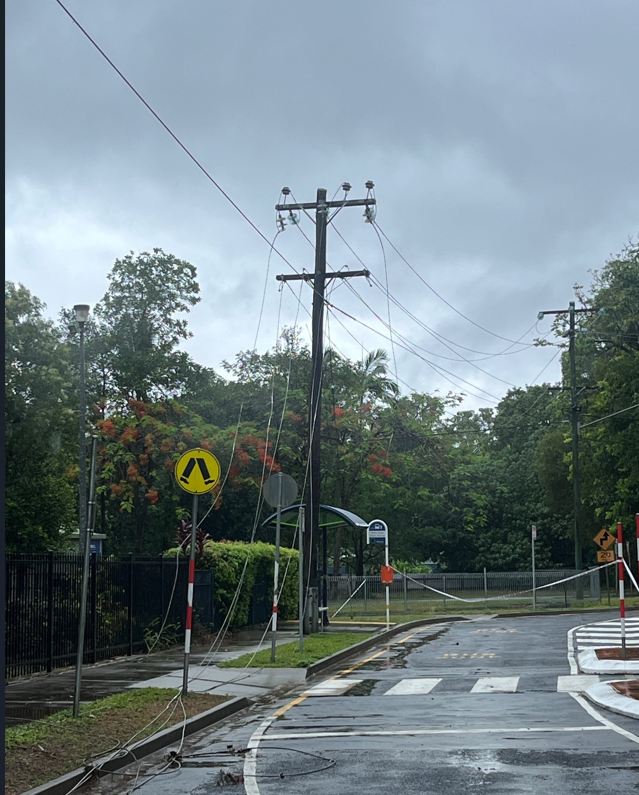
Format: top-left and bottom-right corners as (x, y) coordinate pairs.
(261, 504), (368, 529)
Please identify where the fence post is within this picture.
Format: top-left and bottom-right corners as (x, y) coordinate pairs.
(363, 578), (368, 615)
(443, 575), (447, 610)
(403, 571), (408, 613)
(47, 551), (55, 673)
(483, 567), (488, 598)
(160, 555), (165, 617)
(128, 553), (134, 656)
(90, 553), (98, 663)
(564, 580), (568, 609)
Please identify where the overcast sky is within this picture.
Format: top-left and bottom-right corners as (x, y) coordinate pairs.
(6, 1), (639, 411)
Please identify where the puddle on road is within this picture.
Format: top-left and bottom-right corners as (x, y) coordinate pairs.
(344, 679), (380, 696)
(356, 628), (449, 671)
(5, 702), (69, 725)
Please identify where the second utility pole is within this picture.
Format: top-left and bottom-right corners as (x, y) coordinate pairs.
(276, 183), (376, 629)
(538, 301), (597, 585)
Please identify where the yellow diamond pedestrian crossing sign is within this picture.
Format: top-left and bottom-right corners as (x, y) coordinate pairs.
(175, 448), (221, 495)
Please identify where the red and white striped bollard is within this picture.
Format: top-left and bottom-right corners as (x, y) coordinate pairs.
(618, 521), (626, 661)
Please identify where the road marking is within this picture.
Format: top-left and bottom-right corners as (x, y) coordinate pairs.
(557, 675), (600, 692)
(569, 692), (639, 746)
(243, 622), (448, 792)
(471, 677), (519, 693)
(567, 625), (579, 674)
(437, 652), (497, 659)
(303, 679), (362, 696)
(384, 678), (442, 695)
(472, 628), (517, 633)
(263, 726), (609, 741)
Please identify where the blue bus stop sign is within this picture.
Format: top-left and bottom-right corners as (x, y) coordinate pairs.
(367, 519), (388, 545)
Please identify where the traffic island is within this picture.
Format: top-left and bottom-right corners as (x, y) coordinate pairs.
(578, 647), (639, 674)
(584, 679), (639, 720)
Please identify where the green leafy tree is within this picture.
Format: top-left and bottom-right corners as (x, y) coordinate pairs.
(93, 248), (201, 403)
(5, 282), (77, 551)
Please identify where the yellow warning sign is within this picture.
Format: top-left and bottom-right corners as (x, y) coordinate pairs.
(597, 549), (615, 563)
(175, 448), (221, 495)
(594, 528), (615, 550)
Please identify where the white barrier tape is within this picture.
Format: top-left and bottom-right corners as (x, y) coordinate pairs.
(623, 559), (639, 595)
(331, 578), (367, 618)
(392, 561), (617, 605)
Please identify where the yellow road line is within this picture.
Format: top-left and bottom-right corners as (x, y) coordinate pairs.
(267, 623), (444, 719)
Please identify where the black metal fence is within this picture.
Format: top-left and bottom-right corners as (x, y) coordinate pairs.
(5, 553), (195, 679)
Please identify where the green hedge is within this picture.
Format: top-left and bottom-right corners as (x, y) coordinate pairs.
(165, 541), (299, 630)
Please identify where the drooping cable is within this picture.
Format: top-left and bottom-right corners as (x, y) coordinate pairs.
(53, 1), (305, 283)
(373, 221), (535, 346)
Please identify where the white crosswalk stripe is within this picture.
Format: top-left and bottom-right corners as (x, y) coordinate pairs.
(575, 617), (639, 650)
(384, 678), (442, 695)
(304, 679), (363, 696)
(336, 675), (605, 696)
(556, 675), (600, 692)
(471, 676), (520, 693)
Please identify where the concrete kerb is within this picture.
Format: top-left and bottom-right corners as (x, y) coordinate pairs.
(305, 615), (470, 678)
(20, 696), (251, 795)
(577, 647), (639, 675)
(584, 681), (639, 720)
(495, 606), (633, 619)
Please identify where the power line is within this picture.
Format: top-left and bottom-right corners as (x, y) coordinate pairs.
(283, 211), (510, 400)
(373, 221), (538, 346)
(579, 403), (639, 430)
(54, 0), (303, 280)
(332, 223), (550, 360)
(327, 302), (502, 403)
(344, 279), (519, 388)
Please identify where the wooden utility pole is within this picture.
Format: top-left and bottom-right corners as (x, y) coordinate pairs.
(538, 301), (597, 583)
(276, 183), (376, 628)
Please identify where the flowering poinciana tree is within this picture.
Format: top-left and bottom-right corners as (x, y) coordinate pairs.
(96, 399), (277, 552)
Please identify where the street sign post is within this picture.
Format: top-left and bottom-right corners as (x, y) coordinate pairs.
(175, 448), (221, 495)
(263, 473), (298, 660)
(368, 520), (390, 629)
(617, 522), (627, 660)
(175, 448), (221, 695)
(531, 525), (537, 610)
(594, 528), (616, 606)
(367, 520), (388, 545)
(594, 528), (615, 550)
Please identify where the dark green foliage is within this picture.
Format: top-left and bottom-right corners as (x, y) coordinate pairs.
(5, 282), (77, 551)
(165, 541), (299, 628)
(6, 241), (637, 576)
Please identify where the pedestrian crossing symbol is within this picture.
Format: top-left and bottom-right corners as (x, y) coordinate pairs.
(594, 528), (615, 550)
(175, 448), (221, 494)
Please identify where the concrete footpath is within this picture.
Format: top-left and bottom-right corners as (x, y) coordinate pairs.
(5, 625), (310, 725)
(5, 622), (386, 726)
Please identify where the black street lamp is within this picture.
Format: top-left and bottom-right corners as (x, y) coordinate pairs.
(72, 303), (90, 719)
(74, 304), (90, 555)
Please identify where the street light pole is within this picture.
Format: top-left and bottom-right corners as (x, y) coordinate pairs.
(75, 304), (90, 556)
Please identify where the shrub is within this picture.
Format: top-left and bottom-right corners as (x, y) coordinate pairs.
(164, 540), (299, 630)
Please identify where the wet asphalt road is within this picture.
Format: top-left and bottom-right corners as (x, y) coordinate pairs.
(93, 612), (639, 795)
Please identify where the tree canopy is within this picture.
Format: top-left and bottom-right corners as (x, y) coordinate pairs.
(5, 242), (638, 571)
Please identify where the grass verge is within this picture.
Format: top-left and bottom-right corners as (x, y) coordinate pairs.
(5, 687), (228, 795)
(218, 632), (373, 668)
